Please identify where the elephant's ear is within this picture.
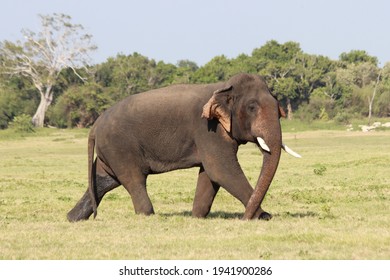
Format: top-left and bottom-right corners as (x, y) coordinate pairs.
(278, 103), (286, 118)
(271, 93), (287, 119)
(201, 85), (233, 132)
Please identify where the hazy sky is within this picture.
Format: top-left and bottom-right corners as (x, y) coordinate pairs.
(1, 0), (389, 66)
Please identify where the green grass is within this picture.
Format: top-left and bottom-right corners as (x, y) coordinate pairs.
(0, 127), (389, 259)
(281, 118), (346, 132)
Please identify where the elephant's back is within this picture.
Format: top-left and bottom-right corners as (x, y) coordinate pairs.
(93, 83), (216, 150)
(102, 83), (217, 125)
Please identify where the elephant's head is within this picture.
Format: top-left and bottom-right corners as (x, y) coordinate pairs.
(202, 73), (300, 219)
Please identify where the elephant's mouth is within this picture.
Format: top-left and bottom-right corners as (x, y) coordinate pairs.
(256, 136), (301, 158)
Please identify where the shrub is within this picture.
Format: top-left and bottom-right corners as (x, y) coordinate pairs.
(9, 114), (35, 133)
(334, 112), (351, 125)
(313, 164), (327, 176)
(0, 80), (38, 129)
(296, 96), (336, 122)
(319, 107), (329, 121)
(47, 83), (113, 128)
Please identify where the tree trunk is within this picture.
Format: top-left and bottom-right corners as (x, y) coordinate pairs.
(32, 87), (53, 127)
(368, 96), (373, 126)
(286, 98), (293, 120)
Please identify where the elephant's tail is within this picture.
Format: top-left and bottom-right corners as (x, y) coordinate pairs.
(88, 126), (98, 219)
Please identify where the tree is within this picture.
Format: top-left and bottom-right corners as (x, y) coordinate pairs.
(336, 60), (381, 121)
(176, 59), (198, 71)
(0, 74), (38, 128)
(228, 54), (257, 77)
(191, 55), (231, 83)
(109, 53), (157, 98)
(0, 13), (96, 127)
(175, 60), (198, 83)
(376, 62), (390, 117)
(339, 50), (378, 66)
(253, 40), (303, 119)
(47, 83), (112, 128)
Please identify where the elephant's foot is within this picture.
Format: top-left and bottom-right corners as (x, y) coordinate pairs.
(244, 207), (272, 221)
(259, 211), (272, 221)
(134, 206), (155, 216)
(256, 206), (272, 220)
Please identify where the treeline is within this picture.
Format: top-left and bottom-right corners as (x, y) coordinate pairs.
(1, 40), (390, 129)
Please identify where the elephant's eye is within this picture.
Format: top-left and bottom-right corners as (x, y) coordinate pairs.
(247, 101), (258, 114)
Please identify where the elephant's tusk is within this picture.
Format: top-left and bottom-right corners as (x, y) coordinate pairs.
(257, 137), (270, 152)
(282, 143), (302, 158)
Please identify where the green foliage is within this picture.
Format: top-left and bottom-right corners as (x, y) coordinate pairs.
(94, 53), (180, 100)
(252, 40), (301, 63)
(174, 60), (199, 83)
(319, 107), (329, 121)
(313, 164), (327, 176)
(9, 114), (35, 133)
(295, 95), (336, 122)
(375, 69), (390, 117)
(339, 50), (378, 65)
(0, 76), (38, 129)
(334, 112), (351, 125)
(191, 55), (231, 83)
(47, 83), (113, 128)
(376, 90), (390, 117)
(2, 38), (390, 129)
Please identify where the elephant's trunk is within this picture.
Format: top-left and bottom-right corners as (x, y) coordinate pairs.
(243, 124), (282, 220)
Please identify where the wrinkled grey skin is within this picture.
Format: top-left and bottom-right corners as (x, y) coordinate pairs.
(67, 73), (284, 222)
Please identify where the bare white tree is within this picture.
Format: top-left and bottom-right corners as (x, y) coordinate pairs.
(0, 13), (97, 127)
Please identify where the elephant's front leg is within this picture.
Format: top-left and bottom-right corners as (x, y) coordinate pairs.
(200, 153), (270, 220)
(192, 166), (220, 218)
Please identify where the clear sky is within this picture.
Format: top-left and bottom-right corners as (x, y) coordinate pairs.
(1, 0), (389, 66)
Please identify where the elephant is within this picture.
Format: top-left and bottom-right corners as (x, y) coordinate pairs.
(67, 73), (300, 222)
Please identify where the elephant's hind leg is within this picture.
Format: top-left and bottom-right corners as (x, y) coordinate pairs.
(67, 190), (94, 222)
(67, 158), (120, 222)
(117, 171), (155, 216)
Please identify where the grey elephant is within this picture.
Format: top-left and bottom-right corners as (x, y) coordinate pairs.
(67, 73), (300, 222)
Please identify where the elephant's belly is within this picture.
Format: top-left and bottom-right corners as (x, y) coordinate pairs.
(148, 154), (201, 174)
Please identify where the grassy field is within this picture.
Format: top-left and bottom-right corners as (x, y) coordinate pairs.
(0, 124), (389, 260)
